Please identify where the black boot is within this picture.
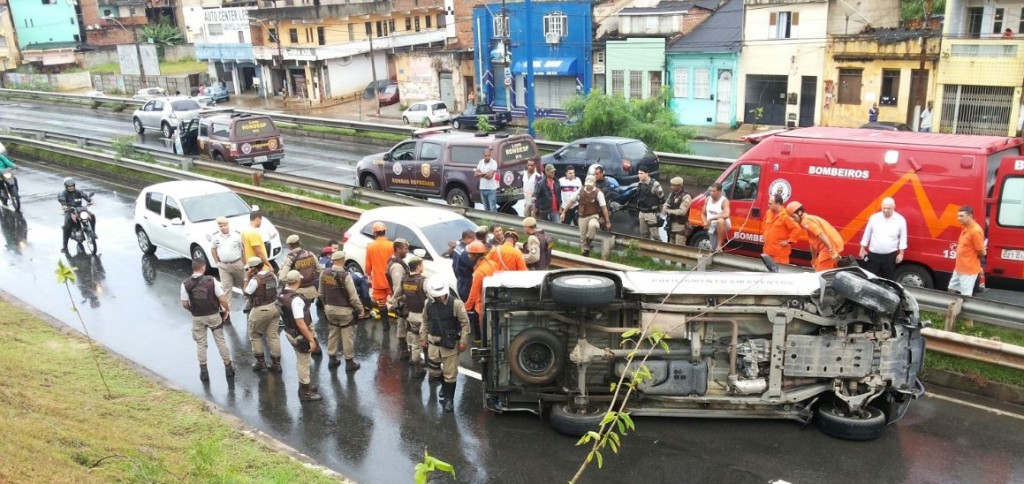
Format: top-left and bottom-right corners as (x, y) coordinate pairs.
(268, 356), (282, 373)
(253, 353), (266, 371)
(298, 383), (322, 402)
(345, 358), (361, 372)
(224, 361), (235, 379)
(398, 338), (410, 361)
(199, 363), (209, 382)
(411, 362), (426, 378)
(442, 382), (456, 412)
(328, 356), (341, 369)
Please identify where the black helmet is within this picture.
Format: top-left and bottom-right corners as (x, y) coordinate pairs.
(63, 177), (75, 189)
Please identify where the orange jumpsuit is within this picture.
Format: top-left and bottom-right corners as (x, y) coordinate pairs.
(763, 208), (803, 265)
(466, 258), (499, 315)
(365, 236), (394, 303)
(486, 243), (528, 272)
(801, 214), (844, 271)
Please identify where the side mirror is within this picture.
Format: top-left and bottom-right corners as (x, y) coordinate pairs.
(170, 218), (184, 226)
(412, 248), (427, 258)
(383, 152), (392, 161)
(553, 152), (562, 160)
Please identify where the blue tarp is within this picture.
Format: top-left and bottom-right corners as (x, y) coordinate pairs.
(511, 57), (578, 76)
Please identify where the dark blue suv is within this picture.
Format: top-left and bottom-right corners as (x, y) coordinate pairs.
(541, 136), (660, 184)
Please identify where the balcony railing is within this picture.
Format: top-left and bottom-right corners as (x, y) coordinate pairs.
(254, 29), (446, 61)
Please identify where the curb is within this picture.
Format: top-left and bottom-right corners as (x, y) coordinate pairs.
(0, 289), (354, 483)
(921, 369), (1024, 406)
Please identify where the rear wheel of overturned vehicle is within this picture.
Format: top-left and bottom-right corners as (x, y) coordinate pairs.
(549, 402), (606, 437)
(550, 274), (616, 307)
(816, 399), (887, 441)
(832, 271), (901, 314)
(508, 327), (565, 386)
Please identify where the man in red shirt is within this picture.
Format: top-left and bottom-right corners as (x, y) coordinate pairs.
(948, 205), (986, 296)
(364, 221), (395, 330)
(532, 164), (562, 223)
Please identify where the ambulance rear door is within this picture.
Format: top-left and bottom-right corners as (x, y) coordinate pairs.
(987, 157), (1024, 285)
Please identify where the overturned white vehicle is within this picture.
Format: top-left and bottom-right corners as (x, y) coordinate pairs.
(475, 267), (926, 440)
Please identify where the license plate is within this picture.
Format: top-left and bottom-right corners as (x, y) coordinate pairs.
(1002, 249), (1024, 261)
(254, 155), (268, 163)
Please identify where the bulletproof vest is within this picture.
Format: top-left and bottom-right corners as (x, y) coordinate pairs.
(386, 257), (410, 292)
(278, 290), (311, 336)
(578, 187), (600, 217)
(288, 249), (318, 288)
(250, 271), (279, 307)
(638, 181), (660, 211)
(402, 273), (427, 314)
(528, 230), (552, 270)
(183, 275), (219, 317)
(319, 269), (352, 308)
(427, 296), (460, 337)
(666, 190), (690, 224)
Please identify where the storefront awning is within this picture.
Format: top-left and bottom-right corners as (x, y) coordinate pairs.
(511, 57), (578, 76)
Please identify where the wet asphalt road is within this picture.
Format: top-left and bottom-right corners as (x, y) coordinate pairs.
(4, 165), (1024, 483)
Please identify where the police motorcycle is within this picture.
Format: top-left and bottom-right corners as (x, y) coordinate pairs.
(64, 192), (98, 255)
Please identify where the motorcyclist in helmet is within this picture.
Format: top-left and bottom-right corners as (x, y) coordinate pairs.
(58, 177), (97, 253)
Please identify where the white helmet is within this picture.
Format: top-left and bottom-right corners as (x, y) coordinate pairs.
(428, 279), (449, 298)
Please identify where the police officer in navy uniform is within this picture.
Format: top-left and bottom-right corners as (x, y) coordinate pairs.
(420, 279), (471, 412)
(180, 257), (234, 382)
(279, 270), (322, 402)
(279, 234), (323, 354)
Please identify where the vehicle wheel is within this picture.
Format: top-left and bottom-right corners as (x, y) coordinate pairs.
(161, 122), (173, 139)
(549, 403), (605, 437)
(402, 117), (410, 125)
(445, 187), (471, 208)
(344, 261), (364, 275)
(83, 228), (98, 256)
(422, 118), (432, 128)
(133, 118), (145, 134)
(141, 255), (157, 285)
(832, 271), (901, 314)
(550, 274), (616, 307)
(191, 244), (212, 273)
(688, 230), (712, 251)
(499, 201), (518, 215)
(453, 120), (462, 130)
(509, 327), (565, 385)
(816, 400), (887, 441)
(362, 175), (381, 190)
(213, 152), (225, 162)
(263, 162), (279, 171)
(893, 264), (933, 289)
(136, 228), (156, 255)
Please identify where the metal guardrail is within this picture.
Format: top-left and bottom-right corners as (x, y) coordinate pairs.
(3, 133), (1023, 371)
(0, 88), (735, 170)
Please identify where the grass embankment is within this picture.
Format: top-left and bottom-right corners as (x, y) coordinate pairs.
(921, 313), (1024, 387)
(0, 300), (341, 483)
(274, 121), (407, 143)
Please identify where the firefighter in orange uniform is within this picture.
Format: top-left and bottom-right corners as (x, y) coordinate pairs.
(788, 201), (844, 271)
(762, 194), (803, 265)
(486, 229), (527, 271)
(464, 241), (498, 342)
(364, 221), (395, 330)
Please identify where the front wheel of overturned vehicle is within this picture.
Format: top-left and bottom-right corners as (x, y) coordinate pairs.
(550, 274), (616, 307)
(816, 399), (887, 441)
(832, 271), (901, 314)
(549, 403), (606, 437)
(508, 327), (565, 386)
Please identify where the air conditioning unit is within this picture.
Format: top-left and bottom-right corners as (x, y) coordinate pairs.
(545, 32), (561, 44)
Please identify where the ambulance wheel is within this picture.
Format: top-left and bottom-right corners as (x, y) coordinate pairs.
(894, 264), (933, 289)
(833, 271), (901, 314)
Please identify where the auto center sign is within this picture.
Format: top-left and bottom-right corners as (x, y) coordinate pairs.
(204, 8), (250, 32)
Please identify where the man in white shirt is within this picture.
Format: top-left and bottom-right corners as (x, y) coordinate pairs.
(559, 166), (582, 226)
(522, 159), (541, 217)
(859, 197), (908, 280)
(474, 149), (499, 212)
(920, 101), (933, 132)
(210, 216), (244, 321)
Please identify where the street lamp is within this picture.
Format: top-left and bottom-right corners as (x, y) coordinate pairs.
(103, 15), (147, 88)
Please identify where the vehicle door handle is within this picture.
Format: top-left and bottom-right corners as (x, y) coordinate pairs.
(432, 168), (440, 172)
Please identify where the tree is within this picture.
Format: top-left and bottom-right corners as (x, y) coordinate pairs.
(901, 0), (944, 21)
(534, 90), (696, 154)
(140, 18), (184, 60)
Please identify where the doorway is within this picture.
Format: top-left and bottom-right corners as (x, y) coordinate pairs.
(799, 76), (817, 127)
(906, 69), (930, 126)
(716, 70), (732, 124)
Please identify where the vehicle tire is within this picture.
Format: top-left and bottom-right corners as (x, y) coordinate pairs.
(133, 118), (145, 135)
(263, 162), (279, 171)
(191, 244), (212, 273)
(141, 255), (158, 285)
(499, 201), (518, 215)
(345, 261), (364, 275)
(445, 187), (471, 208)
(83, 227), (98, 256)
(362, 175), (381, 190)
(688, 230), (712, 251)
(549, 403), (606, 437)
(832, 271), (901, 314)
(508, 327), (565, 386)
(422, 118), (432, 128)
(161, 122), (173, 139)
(816, 400), (887, 441)
(402, 117), (410, 125)
(136, 228), (157, 255)
(213, 152), (225, 162)
(550, 274), (616, 307)
(893, 264), (933, 289)
(452, 120), (462, 130)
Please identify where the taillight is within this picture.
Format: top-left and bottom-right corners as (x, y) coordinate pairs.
(622, 158), (632, 172)
(229, 143), (238, 155)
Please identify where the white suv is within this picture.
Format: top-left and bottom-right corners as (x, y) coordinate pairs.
(402, 100), (450, 127)
(133, 181), (283, 268)
(132, 97), (202, 138)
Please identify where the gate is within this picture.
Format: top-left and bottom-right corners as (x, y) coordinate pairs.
(940, 85), (1014, 135)
(744, 74), (787, 125)
(439, 72), (456, 110)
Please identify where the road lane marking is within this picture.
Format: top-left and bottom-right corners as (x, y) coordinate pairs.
(928, 393), (1024, 421)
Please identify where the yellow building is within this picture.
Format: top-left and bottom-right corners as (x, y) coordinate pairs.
(822, 30), (940, 129)
(0, 3), (21, 73)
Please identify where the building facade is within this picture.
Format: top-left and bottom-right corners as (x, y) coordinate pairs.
(666, 0), (741, 126)
(605, 37), (665, 100)
(194, 7), (258, 95)
(7, 0), (81, 68)
(79, 0), (148, 47)
(0, 1), (21, 71)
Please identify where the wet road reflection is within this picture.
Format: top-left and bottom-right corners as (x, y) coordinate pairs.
(2, 164), (1024, 483)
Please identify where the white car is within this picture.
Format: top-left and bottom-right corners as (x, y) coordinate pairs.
(132, 97), (202, 138)
(133, 180), (283, 269)
(341, 206), (477, 289)
(133, 87), (168, 100)
(402, 100), (450, 127)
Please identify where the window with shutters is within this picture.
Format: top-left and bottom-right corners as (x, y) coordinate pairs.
(694, 68), (710, 99)
(544, 12), (568, 37)
(317, 27), (325, 45)
(268, 28), (278, 43)
(838, 68), (863, 105)
(630, 70), (643, 99)
(612, 70), (624, 96)
(289, 28), (298, 43)
(673, 68), (688, 98)
(649, 71), (662, 98)
(426, 15), (432, 28)
(769, 11), (798, 39)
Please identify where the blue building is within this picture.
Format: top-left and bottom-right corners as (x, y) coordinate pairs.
(473, 0), (593, 117)
(666, 0), (741, 126)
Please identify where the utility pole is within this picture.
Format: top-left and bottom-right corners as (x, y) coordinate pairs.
(133, 24), (148, 88)
(368, 22), (381, 117)
(915, 0), (931, 123)
(502, 0), (508, 104)
(524, 0), (535, 137)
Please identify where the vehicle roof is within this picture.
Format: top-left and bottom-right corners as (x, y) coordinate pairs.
(409, 99), (445, 105)
(201, 112), (273, 122)
(358, 206), (469, 226)
(148, 96), (200, 103)
(141, 180), (232, 197)
(414, 131), (533, 144)
(773, 127), (1021, 152)
(573, 136), (644, 145)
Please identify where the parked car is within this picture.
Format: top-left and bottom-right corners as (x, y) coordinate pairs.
(364, 79), (393, 100)
(402, 100), (450, 127)
(341, 206), (478, 289)
(477, 266), (926, 440)
(378, 84), (400, 106)
(356, 128), (538, 209)
(133, 180), (284, 269)
(133, 87), (168, 101)
(542, 136), (660, 184)
(132, 97), (203, 138)
(451, 104), (513, 130)
(176, 112), (284, 171)
(860, 121), (913, 131)
(204, 83), (230, 103)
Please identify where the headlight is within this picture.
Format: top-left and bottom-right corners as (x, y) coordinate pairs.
(2, 172), (11, 180)
(80, 212), (91, 220)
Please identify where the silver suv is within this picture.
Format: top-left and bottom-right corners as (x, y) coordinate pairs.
(132, 97), (202, 138)
(476, 267), (925, 440)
